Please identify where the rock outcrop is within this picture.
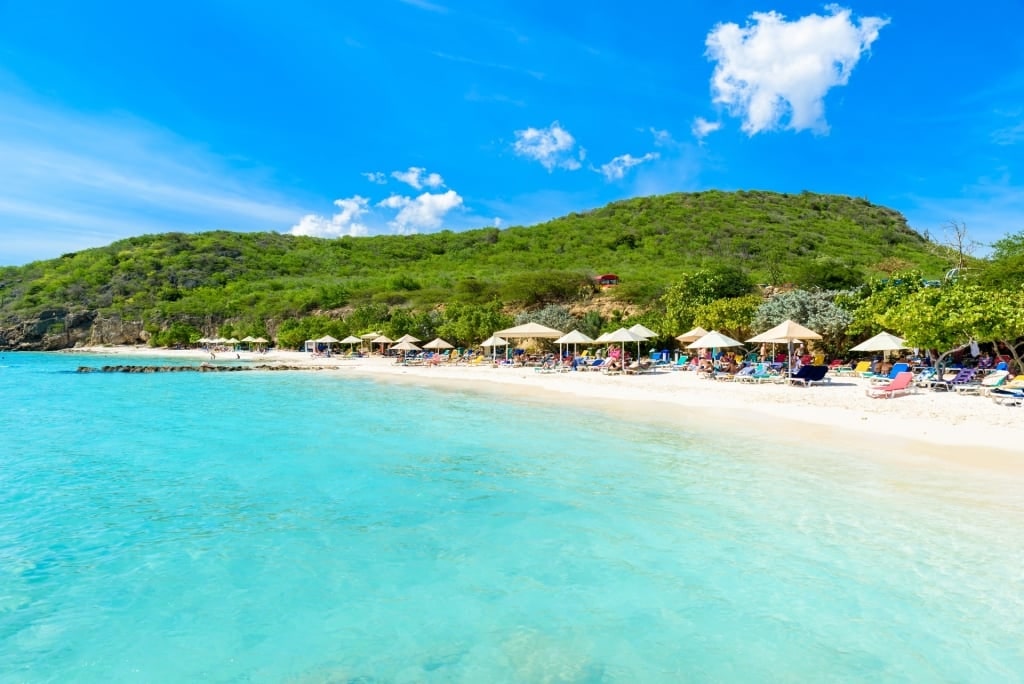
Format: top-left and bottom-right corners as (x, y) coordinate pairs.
(0, 311), (146, 351)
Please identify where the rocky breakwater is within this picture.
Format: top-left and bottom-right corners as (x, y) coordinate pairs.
(76, 364), (337, 373)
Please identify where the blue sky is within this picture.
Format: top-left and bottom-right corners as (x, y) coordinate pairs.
(1, 1), (1022, 265)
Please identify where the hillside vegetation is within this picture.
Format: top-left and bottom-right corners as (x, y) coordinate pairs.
(1, 189), (943, 314)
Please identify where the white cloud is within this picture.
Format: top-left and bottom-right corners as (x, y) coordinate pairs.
(705, 6), (888, 135)
(598, 152), (660, 181)
(290, 196), (370, 238)
(494, 217), (503, 228)
(391, 166), (445, 189)
(362, 171), (387, 184)
(649, 127), (674, 146)
(377, 190), (464, 234)
(513, 121), (584, 172)
(691, 117), (722, 141)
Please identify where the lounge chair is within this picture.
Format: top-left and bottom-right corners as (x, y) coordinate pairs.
(866, 371), (915, 398)
(670, 355), (690, 371)
(931, 368), (978, 392)
(717, 365), (755, 381)
(870, 363), (910, 384)
(736, 363), (777, 383)
(601, 361), (624, 375)
(624, 359), (653, 375)
(958, 370), (1009, 395)
(787, 365), (831, 387)
(990, 386), (1024, 406)
(840, 360), (871, 377)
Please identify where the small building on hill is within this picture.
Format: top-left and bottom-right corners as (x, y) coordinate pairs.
(596, 274), (620, 287)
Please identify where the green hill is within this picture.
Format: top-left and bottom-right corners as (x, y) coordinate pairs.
(0, 189), (949, 349)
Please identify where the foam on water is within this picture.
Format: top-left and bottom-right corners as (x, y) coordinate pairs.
(1, 352), (1023, 681)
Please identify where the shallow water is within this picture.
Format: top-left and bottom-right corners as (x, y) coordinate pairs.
(1, 352), (1023, 682)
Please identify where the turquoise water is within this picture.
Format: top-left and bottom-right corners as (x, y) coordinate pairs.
(1, 352), (1023, 682)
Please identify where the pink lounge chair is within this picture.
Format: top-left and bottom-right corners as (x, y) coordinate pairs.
(865, 371), (915, 399)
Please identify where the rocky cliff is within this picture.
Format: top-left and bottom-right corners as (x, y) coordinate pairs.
(0, 310), (147, 350)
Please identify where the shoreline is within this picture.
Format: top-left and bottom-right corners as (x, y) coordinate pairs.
(59, 345), (1024, 470)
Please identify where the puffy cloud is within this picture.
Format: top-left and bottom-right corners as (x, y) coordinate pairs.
(391, 166), (445, 190)
(598, 152), (659, 181)
(691, 117), (722, 141)
(290, 196), (370, 237)
(705, 6), (888, 135)
(513, 121), (584, 172)
(649, 127), (674, 146)
(362, 171), (387, 184)
(377, 189), (463, 234)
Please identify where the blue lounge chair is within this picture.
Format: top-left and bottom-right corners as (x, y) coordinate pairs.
(787, 365), (830, 387)
(870, 362), (910, 384)
(670, 355), (690, 371)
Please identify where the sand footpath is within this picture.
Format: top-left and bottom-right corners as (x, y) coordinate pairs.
(66, 346), (1024, 468)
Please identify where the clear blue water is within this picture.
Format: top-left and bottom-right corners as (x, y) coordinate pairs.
(1, 352), (1023, 682)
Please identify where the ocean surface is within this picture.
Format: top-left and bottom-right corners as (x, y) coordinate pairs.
(1, 352), (1023, 682)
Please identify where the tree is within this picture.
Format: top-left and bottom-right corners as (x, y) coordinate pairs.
(515, 305), (578, 333)
(754, 289), (853, 358)
(979, 230), (1024, 289)
(659, 266), (754, 332)
(923, 220), (981, 275)
(790, 257), (864, 290)
(886, 282), (1024, 372)
(838, 271), (927, 337)
(991, 230), (1024, 260)
(437, 302), (512, 347)
(693, 295), (761, 342)
(577, 310), (604, 339)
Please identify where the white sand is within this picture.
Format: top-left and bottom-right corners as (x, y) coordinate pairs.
(67, 346), (1024, 467)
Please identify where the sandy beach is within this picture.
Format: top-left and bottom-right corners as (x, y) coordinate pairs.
(64, 345), (1024, 467)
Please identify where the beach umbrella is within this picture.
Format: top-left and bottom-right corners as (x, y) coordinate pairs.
(340, 335), (362, 353)
(391, 339), (421, 360)
(687, 330), (744, 349)
(601, 327), (647, 367)
(423, 337), (454, 350)
(495, 322), (563, 361)
(360, 331), (382, 353)
(394, 334), (422, 344)
(480, 334), (509, 362)
(850, 331), (908, 353)
(675, 326), (709, 343)
(422, 337), (454, 364)
(555, 329), (595, 359)
(253, 336), (269, 351)
(314, 334), (340, 355)
(687, 330), (744, 369)
(370, 334), (394, 355)
(747, 320), (822, 374)
(495, 322), (565, 339)
(628, 323), (658, 339)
